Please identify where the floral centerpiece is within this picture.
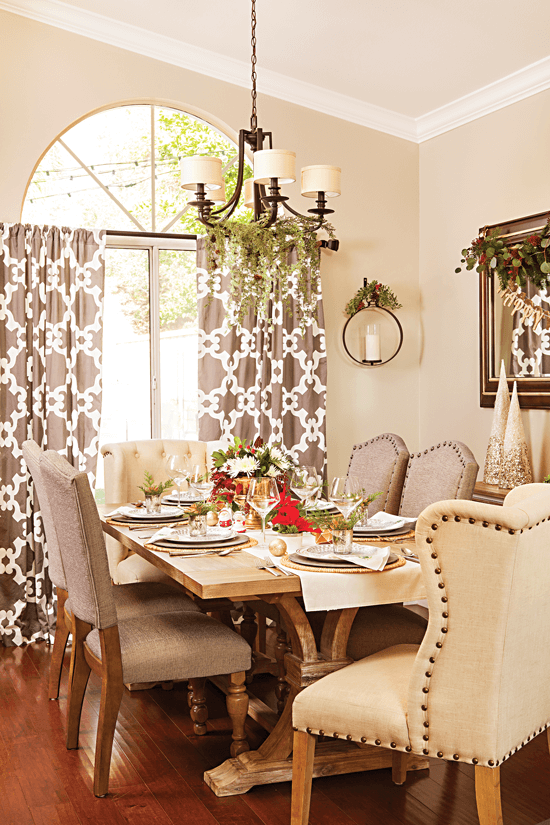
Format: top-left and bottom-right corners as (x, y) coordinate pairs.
(211, 437), (296, 526)
(269, 487), (318, 535)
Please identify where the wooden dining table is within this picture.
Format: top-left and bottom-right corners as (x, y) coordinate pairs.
(99, 505), (428, 797)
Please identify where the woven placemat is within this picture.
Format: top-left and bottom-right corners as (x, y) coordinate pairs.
(352, 529), (415, 544)
(280, 553), (406, 574)
(145, 537), (258, 555)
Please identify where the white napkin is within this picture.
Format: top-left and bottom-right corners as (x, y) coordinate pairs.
(343, 546), (391, 570)
(105, 505), (135, 517)
(150, 526), (177, 542)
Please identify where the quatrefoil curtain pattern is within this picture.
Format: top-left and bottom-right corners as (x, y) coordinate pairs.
(0, 224), (105, 646)
(196, 238), (327, 471)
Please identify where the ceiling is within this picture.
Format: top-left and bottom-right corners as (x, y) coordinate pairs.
(5, 0), (550, 141)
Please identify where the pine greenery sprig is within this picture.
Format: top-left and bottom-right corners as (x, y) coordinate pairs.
(344, 280), (402, 317)
(138, 471), (173, 497)
(204, 216), (335, 333)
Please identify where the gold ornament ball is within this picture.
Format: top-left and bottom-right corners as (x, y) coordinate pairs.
(206, 511), (218, 526)
(269, 538), (287, 557)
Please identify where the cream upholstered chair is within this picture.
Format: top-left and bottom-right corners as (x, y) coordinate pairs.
(22, 440), (202, 700)
(346, 439), (479, 661)
(100, 438), (226, 584)
(291, 485), (550, 825)
(347, 433), (410, 516)
(40, 448), (251, 797)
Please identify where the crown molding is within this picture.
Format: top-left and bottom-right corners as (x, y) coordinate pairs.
(416, 55), (550, 142)
(3, 0), (550, 145)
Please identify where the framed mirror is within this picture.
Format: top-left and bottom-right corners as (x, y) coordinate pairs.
(480, 210), (550, 408)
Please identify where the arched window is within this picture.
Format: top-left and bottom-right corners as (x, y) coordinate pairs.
(22, 104), (251, 496)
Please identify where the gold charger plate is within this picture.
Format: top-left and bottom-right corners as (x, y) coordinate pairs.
(145, 537), (258, 555)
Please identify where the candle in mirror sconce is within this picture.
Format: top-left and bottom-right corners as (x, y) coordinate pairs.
(364, 323), (382, 364)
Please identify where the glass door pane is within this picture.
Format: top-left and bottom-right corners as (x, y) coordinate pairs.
(100, 247), (152, 448)
(158, 249), (198, 439)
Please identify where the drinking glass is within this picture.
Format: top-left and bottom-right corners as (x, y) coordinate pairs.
(290, 466), (321, 508)
(189, 467), (214, 501)
(165, 455), (191, 507)
(329, 475), (362, 519)
(246, 477), (280, 549)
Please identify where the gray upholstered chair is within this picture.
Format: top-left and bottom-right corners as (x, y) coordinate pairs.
(346, 439), (479, 661)
(39, 448), (251, 797)
(22, 440), (203, 700)
(291, 485), (550, 825)
(100, 438), (226, 585)
(347, 433), (410, 516)
(398, 440), (479, 518)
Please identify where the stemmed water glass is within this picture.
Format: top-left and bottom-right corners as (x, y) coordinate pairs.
(246, 477), (280, 550)
(290, 466), (321, 508)
(328, 475), (363, 520)
(165, 454), (190, 508)
(189, 467), (214, 501)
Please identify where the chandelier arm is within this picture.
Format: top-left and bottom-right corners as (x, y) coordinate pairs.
(209, 129), (248, 220)
(282, 201), (324, 231)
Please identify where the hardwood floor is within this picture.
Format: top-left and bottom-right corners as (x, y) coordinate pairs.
(2, 641), (550, 825)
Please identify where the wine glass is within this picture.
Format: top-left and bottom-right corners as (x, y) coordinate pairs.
(246, 477), (280, 549)
(189, 467), (214, 501)
(165, 454), (190, 508)
(329, 475), (362, 520)
(290, 466), (321, 508)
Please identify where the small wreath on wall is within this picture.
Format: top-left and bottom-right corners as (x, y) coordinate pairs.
(345, 280), (402, 317)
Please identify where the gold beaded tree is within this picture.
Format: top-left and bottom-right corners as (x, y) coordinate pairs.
(483, 361), (510, 484)
(500, 382), (532, 489)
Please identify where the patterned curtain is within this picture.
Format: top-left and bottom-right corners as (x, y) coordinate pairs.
(0, 224), (105, 646)
(511, 281), (550, 376)
(197, 238), (327, 472)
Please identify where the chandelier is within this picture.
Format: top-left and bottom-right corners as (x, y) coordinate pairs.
(180, 0), (341, 240)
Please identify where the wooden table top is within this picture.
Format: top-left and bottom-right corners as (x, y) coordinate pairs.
(99, 505), (301, 602)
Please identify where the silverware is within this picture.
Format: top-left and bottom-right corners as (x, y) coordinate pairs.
(127, 521), (186, 531)
(252, 557), (281, 576)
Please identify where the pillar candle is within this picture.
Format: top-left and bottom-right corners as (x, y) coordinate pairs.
(365, 324), (381, 361)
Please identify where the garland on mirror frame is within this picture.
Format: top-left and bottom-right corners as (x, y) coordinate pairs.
(457, 220), (550, 331)
(204, 216), (336, 333)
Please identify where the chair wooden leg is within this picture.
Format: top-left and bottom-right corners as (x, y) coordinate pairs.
(227, 671), (249, 757)
(275, 624), (289, 714)
(66, 615), (92, 750)
(475, 765), (503, 825)
(392, 750), (409, 785)
(49, 588), (70, 700)
(291, 729), (316, 825)
(188, 677), (208, 735)
(93, 626), (124, 798)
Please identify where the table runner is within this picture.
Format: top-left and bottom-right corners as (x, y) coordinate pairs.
(243, 540), (426, 612)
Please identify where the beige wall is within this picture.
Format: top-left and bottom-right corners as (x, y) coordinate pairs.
(419, 90), (550, 480)
(0, 10), (420, 478)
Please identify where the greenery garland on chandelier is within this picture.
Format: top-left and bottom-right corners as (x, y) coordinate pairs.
(204, 215), (335, 333)
(457, 219), (550, 328)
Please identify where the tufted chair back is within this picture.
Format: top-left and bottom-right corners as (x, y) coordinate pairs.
(347, 433), (410, 516)
(399, 440), (478, 518)
(408, 487), (550, 765)
(101, 439), (208, 504)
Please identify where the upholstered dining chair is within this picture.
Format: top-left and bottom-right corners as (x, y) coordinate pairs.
(346, 439), (479, 661)
(39, 448), (251, 797)
(347, 433), (410, 516)
(291, 485), (550, 825)
(22, 440), (203, 700)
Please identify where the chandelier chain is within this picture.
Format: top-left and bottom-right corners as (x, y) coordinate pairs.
(250, 0), (257, 130)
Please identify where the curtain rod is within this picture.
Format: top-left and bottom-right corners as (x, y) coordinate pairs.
(105, 229), (197, 240)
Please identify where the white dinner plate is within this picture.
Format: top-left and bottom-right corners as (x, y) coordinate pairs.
(161, 527), (236, 543)
(125, 506), (182, 519)
(296, 544), (375, 560)
(163, 495), (202, 505)
(305, 500), (338, 512)
(354, 517), (406, 534)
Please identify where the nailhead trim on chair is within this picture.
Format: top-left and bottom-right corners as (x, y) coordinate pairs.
(349, 433), (406, 514)
(398, 440), (470, 515)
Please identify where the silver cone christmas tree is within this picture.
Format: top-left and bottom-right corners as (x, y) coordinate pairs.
(483, 360), (510, 484)
(500, 381), (532, 489)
